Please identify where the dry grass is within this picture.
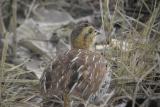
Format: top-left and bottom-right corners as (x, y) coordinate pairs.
(0, 0), (160, 107)
(101, 0), (160, 106)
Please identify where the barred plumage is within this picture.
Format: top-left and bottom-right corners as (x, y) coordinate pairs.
(40, 22), (111, 107)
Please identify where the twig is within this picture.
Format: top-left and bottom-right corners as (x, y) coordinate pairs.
(26, 0), (36, 19)
(0, 1), (6, 34)
(12, 0), (17, 58)
(0, 32), (9, 106)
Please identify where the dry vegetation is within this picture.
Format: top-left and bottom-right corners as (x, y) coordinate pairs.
(0, 0), (160, 107)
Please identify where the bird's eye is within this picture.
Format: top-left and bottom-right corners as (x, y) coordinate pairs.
(88, 28), (93, 34)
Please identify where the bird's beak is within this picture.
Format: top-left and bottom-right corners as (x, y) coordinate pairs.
(95, 29), (101, 36)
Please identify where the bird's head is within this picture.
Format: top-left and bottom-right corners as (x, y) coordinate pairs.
(70, 23), (97, 50)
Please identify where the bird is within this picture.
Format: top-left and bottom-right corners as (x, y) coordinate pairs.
(40, 22), (111, 107)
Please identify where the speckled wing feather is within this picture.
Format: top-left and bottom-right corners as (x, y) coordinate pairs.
(40, 49), (110, 103)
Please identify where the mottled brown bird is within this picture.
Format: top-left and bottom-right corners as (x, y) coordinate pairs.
(40, 22), (111, 107)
